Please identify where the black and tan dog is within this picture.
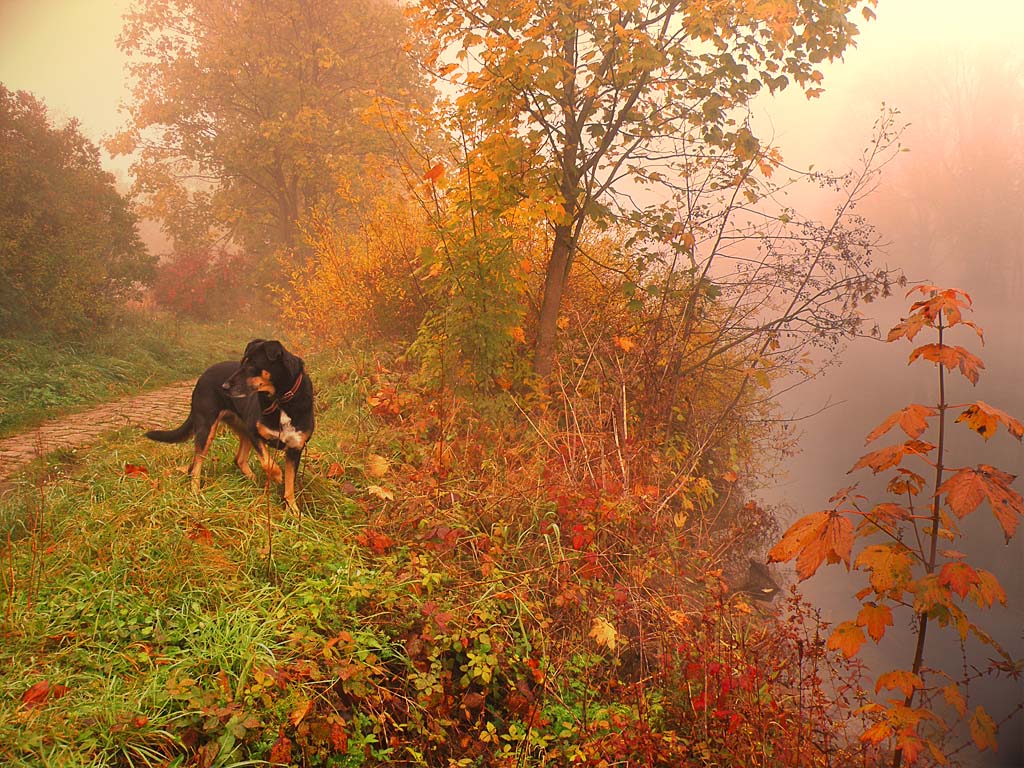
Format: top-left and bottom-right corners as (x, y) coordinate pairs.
(145, 339), (314, 510)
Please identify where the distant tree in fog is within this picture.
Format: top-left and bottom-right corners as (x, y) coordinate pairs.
(0, 85), (153, 337)
(868, 50), (1024, 289)
(111, 0), (429, 281)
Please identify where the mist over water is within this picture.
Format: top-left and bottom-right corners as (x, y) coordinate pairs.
(758, 14), (1024, 765)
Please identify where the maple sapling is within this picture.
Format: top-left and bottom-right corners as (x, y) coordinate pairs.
(769, 286), (1023, 766)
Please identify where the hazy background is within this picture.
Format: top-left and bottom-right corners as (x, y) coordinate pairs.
(2, 0), (1022, 763)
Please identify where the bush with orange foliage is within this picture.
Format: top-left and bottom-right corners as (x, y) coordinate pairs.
(278, 186), (431, 348)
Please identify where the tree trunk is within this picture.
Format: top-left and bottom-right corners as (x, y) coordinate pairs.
(533, 223), (574, 378)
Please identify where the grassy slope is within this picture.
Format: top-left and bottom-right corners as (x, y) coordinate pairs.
(0, 349), (863, 768)
(0, 314), (278, 438)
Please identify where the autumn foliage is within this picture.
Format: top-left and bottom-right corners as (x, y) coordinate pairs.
(770, 286), (1023, 765)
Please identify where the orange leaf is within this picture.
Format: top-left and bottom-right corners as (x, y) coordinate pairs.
(969, 569), (1007, 609)
(908, 344), (984, 384)
(875, 669), (923, 698)
(290, 699), (313, 727)
(856, 602), (893, 643)
(768, 510), (853, 580)
(850, 440), (934, 474)
(955, 401), (1024, 442)
(970, 706), (998, 752)
(865, 404), (936, 444)
(327, 462), (346, 478)
(124, 463), (149, 477)
(940, 465), (1024, 540)
(861, 721), (892, 746)
(943, 684), (967, 717)
(827, 621), (866, 658)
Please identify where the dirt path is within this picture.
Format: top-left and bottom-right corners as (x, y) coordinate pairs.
(0, 380), (195, 484)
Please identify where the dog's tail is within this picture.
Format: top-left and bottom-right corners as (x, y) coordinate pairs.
(145, 414), (195, 443)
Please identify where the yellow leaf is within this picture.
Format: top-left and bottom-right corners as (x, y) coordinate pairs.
(510, 326), (526, 343)
(367, 485), (394, 501)
(290, 699), (313, 727)
(365, 454), (390, 478)
(589, 617), (618, 650)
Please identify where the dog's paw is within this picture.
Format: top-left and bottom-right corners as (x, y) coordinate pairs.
(284, 496), (300, 514)
(266, 464), (283, 483)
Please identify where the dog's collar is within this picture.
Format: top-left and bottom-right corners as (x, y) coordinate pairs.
(262, 372), (303, 415)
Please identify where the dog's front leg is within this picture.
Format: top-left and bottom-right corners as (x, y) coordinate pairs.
(283, 447), (302, 512)
(254, 438), (282, 484)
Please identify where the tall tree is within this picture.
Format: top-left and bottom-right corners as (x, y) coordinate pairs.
(112, 0), (426, 274)
(411, 0), (879, 378)
(0, 85), (152, 336)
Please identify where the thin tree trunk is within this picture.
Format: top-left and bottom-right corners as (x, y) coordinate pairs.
(533, 223), (574, 378)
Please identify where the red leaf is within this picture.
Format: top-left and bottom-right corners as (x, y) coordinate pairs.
(423, 162), (445, 182)
(269, 727), (293, 764)
(938, 561), (981, 599)
(327, 462), (346, 478)
(124, 463), (149, 477)
(21, 681), (69, 708)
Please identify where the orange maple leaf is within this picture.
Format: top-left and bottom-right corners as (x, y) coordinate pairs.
(850, 440), (934, 474)
(909, 344), (984, 384)
(940, 465), (1023, 540)
(856, 602), (894, 643)
(875, 669), (924, 698)
(955, 401), (1024, 442)
(827, 620), (866, 658)
(768, 510), (853, 580)
(854, 544), (914, 597)
(423, 162), (445, 182)
(970, 706), (998, 752)
(865, 404), (936, 444)
(969, 569), (1007, 609)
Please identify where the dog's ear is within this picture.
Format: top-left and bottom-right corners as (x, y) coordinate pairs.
(263, 340), (284, 362)
(244, 339), (266, 359)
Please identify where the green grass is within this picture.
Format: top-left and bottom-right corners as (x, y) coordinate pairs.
(0, 313), (278, 438)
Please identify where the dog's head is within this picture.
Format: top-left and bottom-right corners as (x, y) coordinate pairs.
(223, 339), (302, 398)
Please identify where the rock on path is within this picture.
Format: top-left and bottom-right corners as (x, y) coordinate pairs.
(0, 380), (195, 483)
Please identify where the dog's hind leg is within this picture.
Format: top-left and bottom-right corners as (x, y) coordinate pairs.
(220, 413), (257, 481)
(189, 413), (223, 492)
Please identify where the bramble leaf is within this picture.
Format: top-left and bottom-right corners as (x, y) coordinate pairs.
(589, 617), (618, 650)
(943, 684), (967, 717)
